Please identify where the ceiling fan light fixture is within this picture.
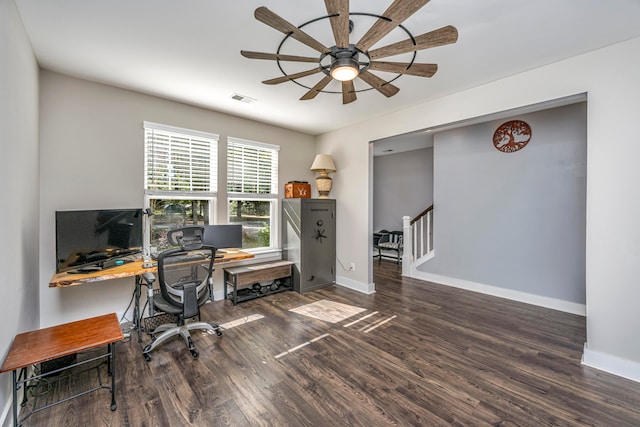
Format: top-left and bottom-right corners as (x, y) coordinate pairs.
(330, 56), (359, 81)
(243, 2), (459, 103)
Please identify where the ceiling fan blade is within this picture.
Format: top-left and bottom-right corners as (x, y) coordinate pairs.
(255, 7), (329, 53)
(241, 50), (319, 63)
(325, 0), (350, 48)
(358, 71), (400, 97)
(368, 25), (458, 60)
(369, 61), (438, 77)
(342, 80), (357, 104)
(356, 0), (431, 52)
(263, 68), (323, 85)
(300, 75), (334, 100)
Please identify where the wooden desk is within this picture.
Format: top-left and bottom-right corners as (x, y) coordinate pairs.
(49, 250), (255, 342)
(49, 250), (255, 288)
(0, 313), (123, 427)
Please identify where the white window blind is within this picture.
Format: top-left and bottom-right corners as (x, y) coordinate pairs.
(227, 138), (279, 196)
(144, 122), (218, 193)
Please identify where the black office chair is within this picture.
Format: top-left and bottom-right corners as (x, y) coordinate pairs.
(143, 227), (222, 361)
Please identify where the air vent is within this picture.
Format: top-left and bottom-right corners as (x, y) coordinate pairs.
(231, 93), (256, 104)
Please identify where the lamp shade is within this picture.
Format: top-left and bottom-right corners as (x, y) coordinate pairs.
(310, 154), (336, 172)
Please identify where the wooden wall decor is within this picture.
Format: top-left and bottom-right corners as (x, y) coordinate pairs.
(493, 120), (532, 153)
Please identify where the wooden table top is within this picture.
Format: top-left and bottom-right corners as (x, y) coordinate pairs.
(49, 250), (255, 288)
(0, 313), (123, 373)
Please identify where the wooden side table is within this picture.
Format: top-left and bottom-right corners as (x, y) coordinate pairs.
(0, 313), (124, 427)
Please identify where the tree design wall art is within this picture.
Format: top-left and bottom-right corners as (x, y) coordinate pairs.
(493, 120), (532, 153)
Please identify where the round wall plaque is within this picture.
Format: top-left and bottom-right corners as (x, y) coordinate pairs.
(493, 120), (532, 153)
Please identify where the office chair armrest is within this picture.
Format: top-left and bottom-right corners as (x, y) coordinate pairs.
(142, 272), (156, 286)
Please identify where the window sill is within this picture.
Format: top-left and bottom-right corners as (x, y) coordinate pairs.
(242, 248), (282, 259)
(220, 248), (282, 267)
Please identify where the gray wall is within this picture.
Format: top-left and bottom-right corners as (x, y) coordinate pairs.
(419, 102), (587, 304)
(0, 0), (40, 422)
(38, 71), (316, 327)
(373, 147), (434, 232)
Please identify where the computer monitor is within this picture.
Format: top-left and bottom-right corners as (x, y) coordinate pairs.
(202, 224), (243, 251)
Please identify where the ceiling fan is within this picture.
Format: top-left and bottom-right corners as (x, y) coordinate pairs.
(241, 0), (458, 104)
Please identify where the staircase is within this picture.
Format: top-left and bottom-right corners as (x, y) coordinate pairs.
(401, 204), (434, 276)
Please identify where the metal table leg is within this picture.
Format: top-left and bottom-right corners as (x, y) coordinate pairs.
(110, 343), (117, 411)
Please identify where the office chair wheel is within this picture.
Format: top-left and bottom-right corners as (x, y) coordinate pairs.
(143, 344), (152, 361)
(186, 336), (199, 358)
(216, 329), (223, 337)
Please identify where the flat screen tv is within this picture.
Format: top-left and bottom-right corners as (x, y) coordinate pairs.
(55, 208), (143, 273)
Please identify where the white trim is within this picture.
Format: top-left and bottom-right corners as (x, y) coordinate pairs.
(336, 275), (376, 294)
(228, 136), (280, 152)
(213, 292), (225, 303)
(409, 270), (586, 316)
(410, 249), (435, 271)
(143, 121), (219, 141)
(582, 343), (640, 383)
(1, 364), (36, 426)
(227, 193), (276, 200)
(1, 398), (11, 427)
(226, 196), (279, 251)
(145, 189), (218, 198)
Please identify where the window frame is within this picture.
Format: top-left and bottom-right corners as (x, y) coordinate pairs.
(226, 137), (280, 252)
(143, 122), (219, 253)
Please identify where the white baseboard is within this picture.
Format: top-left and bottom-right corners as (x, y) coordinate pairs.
(336, 275), (376, 294)
(213, 289), (226, 301)
(1, 365), (35, 426)
(1, 398), (11, 427)
(409, 270), (586, 316)
(582, 343), (640, 383)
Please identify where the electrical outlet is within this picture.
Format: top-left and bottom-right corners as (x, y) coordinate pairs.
(349, 262), (356, 271)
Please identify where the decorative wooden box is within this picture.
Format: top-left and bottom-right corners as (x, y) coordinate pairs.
(285, 181), (311, 198)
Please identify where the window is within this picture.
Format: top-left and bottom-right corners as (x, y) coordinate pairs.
(227, 138), (279, 250)
(144, 122), (218, 252)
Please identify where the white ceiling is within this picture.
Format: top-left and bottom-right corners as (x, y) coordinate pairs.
(14, 0), (640, 136)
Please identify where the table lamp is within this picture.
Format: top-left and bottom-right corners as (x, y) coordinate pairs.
(310, 154), (336, 199)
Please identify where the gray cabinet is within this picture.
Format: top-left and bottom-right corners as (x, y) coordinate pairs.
(282, 199), (336, 293)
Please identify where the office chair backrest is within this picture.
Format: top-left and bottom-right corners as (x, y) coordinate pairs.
(157, 227), (216, 318)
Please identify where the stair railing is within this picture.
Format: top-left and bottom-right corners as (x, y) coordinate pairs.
(405, 205), (433, 264)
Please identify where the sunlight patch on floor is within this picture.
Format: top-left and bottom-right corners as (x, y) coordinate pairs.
(290, 299), (366, 323)
(216, 313), (264, 331)
(274, 333), (330, 359)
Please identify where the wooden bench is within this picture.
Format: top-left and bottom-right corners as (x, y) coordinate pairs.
(224, 260), (294, 305)
(0, 313), (124, 426)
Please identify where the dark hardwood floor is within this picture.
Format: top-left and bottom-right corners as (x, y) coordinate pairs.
(24, 260), (640, 426)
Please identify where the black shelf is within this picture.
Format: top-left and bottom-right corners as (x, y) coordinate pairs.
(228, 283), (292, 304)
